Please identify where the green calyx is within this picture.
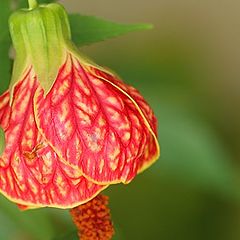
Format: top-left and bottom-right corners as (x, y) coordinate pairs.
(9, 2), (73, 95)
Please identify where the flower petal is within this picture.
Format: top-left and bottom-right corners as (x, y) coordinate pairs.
(0, 68), (106, 208)
(89, 67), (160, 173)
(34, 54), (159, 184)
(0, 90), (11, 130)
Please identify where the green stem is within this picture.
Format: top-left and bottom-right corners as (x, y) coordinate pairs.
(28, 0), (38, 9)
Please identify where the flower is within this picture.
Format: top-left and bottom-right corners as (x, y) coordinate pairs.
(0, 1), (160, 209)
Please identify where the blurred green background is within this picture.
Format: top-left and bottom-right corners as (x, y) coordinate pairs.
(0, 0), (240, 239)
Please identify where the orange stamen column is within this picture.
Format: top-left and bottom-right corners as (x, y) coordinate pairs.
(70, 194), (115, 240)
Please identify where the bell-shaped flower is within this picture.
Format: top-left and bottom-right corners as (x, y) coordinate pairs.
(0, 1), (160, 209)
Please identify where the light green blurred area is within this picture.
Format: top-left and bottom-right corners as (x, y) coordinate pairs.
(0, 0), (240, 239)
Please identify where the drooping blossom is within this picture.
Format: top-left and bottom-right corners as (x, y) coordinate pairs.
(0, 1), (160, 211)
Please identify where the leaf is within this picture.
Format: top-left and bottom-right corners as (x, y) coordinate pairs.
(69, 14), (153, 47)
(0, 1), (11, 93)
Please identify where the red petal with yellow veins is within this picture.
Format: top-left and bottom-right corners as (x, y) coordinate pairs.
(0, 69), (106, 208)
(89, 67), (160, 173)
(90, 68), (158, 134)
(34, 54), (159, 184)
(0, 91), (11, 130)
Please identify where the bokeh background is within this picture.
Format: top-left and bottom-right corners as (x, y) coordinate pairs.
(0, 0), (240, 239)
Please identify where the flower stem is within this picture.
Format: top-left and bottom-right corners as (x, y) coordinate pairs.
(28, 0), (38, 9)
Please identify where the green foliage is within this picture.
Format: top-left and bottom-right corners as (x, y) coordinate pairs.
(69, 14), (152, 46)
(0, 1), (11, 92)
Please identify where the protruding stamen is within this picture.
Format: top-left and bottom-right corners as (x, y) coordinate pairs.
(70, 194), (115, 240)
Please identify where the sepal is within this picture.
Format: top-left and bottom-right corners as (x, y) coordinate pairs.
(9, 3), (71, 96)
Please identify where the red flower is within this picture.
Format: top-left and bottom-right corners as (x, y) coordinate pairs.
(0, 2), (160, 209)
